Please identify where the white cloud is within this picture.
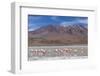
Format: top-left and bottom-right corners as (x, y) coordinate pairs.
(51, 16), (59, 21)
(60, 21), (75, 27)
(60, 18), (87, 27)
(28, 26), (40, 31)
(28, 23), (40, 31)
(28, 28), (35, 31)
(77, 19), (87, 24)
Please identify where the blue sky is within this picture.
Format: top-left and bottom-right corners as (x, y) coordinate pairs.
(28, 15), (88, 31)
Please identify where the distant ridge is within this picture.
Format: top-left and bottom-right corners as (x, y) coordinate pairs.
(28, 24), (88, 46)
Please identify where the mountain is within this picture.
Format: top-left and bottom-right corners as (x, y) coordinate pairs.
(29, 24), (87, 36)
(28, 24), (88, 46)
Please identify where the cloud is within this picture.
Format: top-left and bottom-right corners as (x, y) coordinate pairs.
(60, 18), (87, 27)
(50, 16), (59, 21)
(77, 19), (88, 24)
(28, 28), (35, 31)
(60, 21), (75, 26)
(28, 23), (40, 31)
(28, 26), (40, 31)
